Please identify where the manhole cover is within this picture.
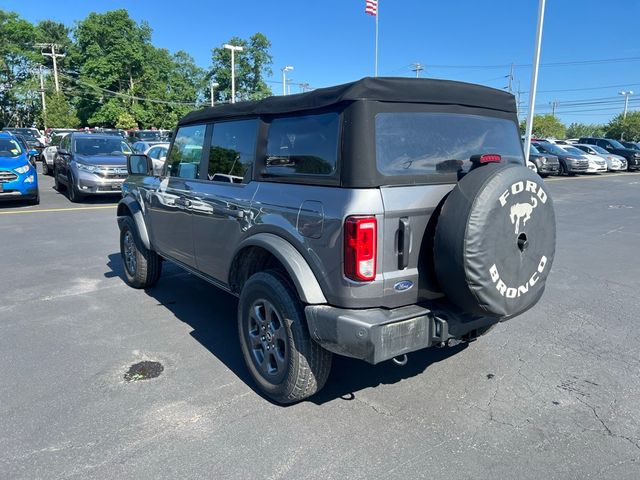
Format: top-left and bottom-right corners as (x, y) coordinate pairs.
(124, 361), (164, 382)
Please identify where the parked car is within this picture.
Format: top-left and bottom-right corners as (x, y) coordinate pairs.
(41, 133), (69, 175)
(128, 130), (162, 144)
(558, 145), (606, 173)
(0, 132), (39, 204)
(118, 77), (556, 403)
(2, 128), (46, 158)
(620, 141), (640, 151)
(131, 140), (165, 154)
(532, 141), (588, 175)
(54, 133), (132, 202)
(573, 144), (627, 171)
(142, 142), (170, 175)
(12, 134), (39, 166)
(528, 144), (559, 177)
(578, 137), (640, 171)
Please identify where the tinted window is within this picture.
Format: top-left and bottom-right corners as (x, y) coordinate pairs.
(166, 125), (206, 179)
(148, 146), (168, 160)
(376, 113), (524, 177)
(265, 113), (339, 176)
(207, 119), (257, 182)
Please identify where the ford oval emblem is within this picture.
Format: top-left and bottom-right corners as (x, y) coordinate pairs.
(394, 280), (414, 292)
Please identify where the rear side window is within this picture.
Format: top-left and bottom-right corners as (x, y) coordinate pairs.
(207, 119), (257, 183)
(166, 125), (206, 179)
(265, 112), (339, 176)
(375, 112), (524, 177)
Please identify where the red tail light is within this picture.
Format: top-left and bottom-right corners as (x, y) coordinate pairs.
(470, 153), (502, 165)
(344, 216), (377, 281)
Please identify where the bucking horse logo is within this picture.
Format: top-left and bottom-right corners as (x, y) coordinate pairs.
(510, 196), (538, 234)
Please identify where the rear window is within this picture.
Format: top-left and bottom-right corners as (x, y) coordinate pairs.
(265, 112), (339, 176)
(375, 112), (524, 177)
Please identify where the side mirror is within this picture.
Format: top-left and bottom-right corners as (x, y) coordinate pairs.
(28, 149), (38, 157)
(58, 148), (69, 156)
(127, 154), (153, 176)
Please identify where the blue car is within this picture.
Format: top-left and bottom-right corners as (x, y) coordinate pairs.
(0, 132), (39, 205)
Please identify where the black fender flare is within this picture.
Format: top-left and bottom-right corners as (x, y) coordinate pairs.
(231, 233), (327, 305)
(117, 196), (152, 251)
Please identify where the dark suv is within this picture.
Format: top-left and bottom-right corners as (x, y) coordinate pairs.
(118, 78), (556, 403)
(578, 137), (640, 171)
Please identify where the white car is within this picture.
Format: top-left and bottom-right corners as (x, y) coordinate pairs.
(41, 133), (70, 175)
(144, 142), (170, 175)
(573, 144), (627, 171)
(558, 145), (606, 173)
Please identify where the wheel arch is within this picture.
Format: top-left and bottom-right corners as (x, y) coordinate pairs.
(229, 233), (327, 305)
(117, 196), (152, 251)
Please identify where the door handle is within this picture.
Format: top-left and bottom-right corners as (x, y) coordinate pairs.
(174, 197), (191, 208)
(398, 217), (411, 270)
(213, 205), (244, 219)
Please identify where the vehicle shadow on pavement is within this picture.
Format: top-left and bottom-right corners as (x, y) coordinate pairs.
(106, 253), (467, 406)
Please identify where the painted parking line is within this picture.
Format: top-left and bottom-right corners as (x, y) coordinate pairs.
(0, 205), (116, 216)
(545, 172), (640, 182)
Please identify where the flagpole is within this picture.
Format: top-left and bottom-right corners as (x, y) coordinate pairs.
(374, 1), (379, 76)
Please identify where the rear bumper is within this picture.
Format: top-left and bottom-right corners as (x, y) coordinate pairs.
(305, 303), (497, 364)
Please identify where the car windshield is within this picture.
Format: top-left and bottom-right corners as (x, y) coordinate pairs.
(529, 144), (541, 154)
(136, 131), (161, 141)
(535, 142), (566, 156)
(624, 142), (640, 150)
(588, 145), (608, 154)
(607, 139), (625, 149)
(0, 138), (24, 157)
(74, 137), (132, 156)
(562, 146), (586, 156)
(376, 112), (524, 176)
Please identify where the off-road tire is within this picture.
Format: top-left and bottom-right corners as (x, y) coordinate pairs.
(238, 270), (332, 404)
(119, 216), (162, 289)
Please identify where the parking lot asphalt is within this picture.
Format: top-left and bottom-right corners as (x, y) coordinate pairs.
(1, 170), (640, 479)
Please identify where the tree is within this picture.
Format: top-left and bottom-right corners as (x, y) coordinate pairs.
(566, 122), (606, 139)
(210, 33), (273, 103)
(606, 112), (640, 141)
(42, 92), (79, 128)
(519, 114), (566, 139)
(116, 112), (137, 129)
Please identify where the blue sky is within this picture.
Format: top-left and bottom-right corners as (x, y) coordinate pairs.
(5, 0), (640, 124)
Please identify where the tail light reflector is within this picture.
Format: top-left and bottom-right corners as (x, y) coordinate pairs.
(344, 216), (377, 281)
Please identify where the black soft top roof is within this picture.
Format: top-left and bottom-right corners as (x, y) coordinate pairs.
(179, 77), (516, 126)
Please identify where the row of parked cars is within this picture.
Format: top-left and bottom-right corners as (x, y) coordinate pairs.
(527, 137), (640, 177)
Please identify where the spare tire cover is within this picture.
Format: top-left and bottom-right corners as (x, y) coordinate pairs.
(434, 163), (555, 318)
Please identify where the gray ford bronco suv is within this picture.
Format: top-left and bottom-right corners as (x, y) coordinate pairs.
(118, 77), (556, 403)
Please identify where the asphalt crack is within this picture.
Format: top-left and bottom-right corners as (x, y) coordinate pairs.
(576, 396), (640, 451)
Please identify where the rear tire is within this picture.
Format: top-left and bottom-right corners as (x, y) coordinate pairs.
(238, 270), (332, 404)
(119, 216), (162, 288)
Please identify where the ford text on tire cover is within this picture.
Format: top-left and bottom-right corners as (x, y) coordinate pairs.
(117, 77), (556, 403)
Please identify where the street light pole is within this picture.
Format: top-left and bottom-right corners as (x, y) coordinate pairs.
(210, 81), (219, 107)
(523, 0), (546, 164)
(224, 44), (244, 104)
(281, 66), (293, 96)
(619, 91), (633, 119)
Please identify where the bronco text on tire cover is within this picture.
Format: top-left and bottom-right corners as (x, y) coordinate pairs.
(434, 163), (556, 318)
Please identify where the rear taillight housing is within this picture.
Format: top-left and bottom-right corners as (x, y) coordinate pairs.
(344, 216), (377, 281)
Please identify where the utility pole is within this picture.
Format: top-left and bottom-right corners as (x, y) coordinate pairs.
(549, 100), (558, 116)
(516, 81), (523, 119)
(619, 90), (633, 119)
(506, 63), (514, 93)
(223, 44), (243, 103)
(299, 82), (310, 93)
(38, 66), (46, 129)
(36, 43), (65, 93)
(281, 66), (293, 96)
(411, 63), (424, 78)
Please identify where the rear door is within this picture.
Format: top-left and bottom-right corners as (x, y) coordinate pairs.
(192, 119), (259, 283)
(375, 109), (525, 307)
(147, 124), (206, 267)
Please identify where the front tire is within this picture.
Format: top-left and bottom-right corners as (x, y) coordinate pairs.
(42, 161), (49, 176)
(119, 216), (162, 288)
(238, 270), (332, 404)
(67, 173), (82, 203)
(54, 166), (65, 191)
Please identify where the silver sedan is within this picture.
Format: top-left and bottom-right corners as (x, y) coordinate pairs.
(573, 144), (627, 171)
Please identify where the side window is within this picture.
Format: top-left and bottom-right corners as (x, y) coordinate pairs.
(166, 125), (206, 179)
(596, 140), (607, 148)
(207, 119), (257, 183)
(265, 112), (339, 176)
(61, 135), (70, 151)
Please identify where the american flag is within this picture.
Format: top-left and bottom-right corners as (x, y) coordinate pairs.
(365, 0), (378, 16)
